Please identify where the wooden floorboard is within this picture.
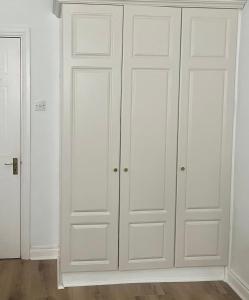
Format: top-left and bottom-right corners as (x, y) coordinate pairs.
(0, 260), (241, 300)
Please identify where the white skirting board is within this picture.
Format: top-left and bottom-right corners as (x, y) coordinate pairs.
(61, 267), (225, 288)
(226, 269), (249, 300)
(30, 247), (59, 260)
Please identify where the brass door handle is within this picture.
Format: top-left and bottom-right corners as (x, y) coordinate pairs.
(124, 168), (128, 172)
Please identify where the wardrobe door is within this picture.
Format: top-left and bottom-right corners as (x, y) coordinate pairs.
(119, 6), (181, 270)
(61, 4), (123, 272)
(176, 9), (238, 267)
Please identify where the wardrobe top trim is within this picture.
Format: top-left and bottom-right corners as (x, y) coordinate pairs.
(53, 0), (246, 17)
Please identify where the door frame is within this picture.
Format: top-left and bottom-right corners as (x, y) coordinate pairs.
(0, 27), (31, 259)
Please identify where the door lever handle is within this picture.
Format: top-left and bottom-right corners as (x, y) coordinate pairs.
(4, 158), (18, 175)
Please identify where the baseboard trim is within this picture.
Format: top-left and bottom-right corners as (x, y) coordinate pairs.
(226, 269), (249, 300)
(30, 247), (59, 260)
(61, 266), (225, 288)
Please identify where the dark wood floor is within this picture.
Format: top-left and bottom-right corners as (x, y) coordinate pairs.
(0, 259), (241, 300)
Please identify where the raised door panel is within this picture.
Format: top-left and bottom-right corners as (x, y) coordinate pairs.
(175, 8), (238, 267)
(119, 6), (181, 270)
(71, 69), (111, 212)
(72, 14), (112, 56)
(61, 4), (123, 272)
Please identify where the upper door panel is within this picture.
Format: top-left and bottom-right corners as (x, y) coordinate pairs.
(119, 5), (181, 270)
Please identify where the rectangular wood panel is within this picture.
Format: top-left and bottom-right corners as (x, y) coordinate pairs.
(71, 69), (111, 212)
(175, 8), (238, 267)
(61, 4), (123, 272)
(129, 69), (169, 212)
(119, 5), (181, 270)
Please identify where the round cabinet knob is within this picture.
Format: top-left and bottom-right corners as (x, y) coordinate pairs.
(113, 168), (118, 172)
(181, 167), (186, 171)
(124, 168), (128, 172)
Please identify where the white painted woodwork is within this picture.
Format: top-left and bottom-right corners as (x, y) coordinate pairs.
(61, 4), (123, 272)
(60, 2), (240, 276)
(119, 5), (181, 270)
(0, 38), (21, 259)
(62, 266), (226, 287)
(53, 0), (247, 18)
(175, 8), (238, 267)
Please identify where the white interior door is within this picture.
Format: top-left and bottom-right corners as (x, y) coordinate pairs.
(0, 38), (21, 259)
(175, 8), (238, 267)
(119, 6), (181, 270)
(61, 4), (123, 272)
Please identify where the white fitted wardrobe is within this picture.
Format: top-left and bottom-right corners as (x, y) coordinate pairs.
(54, 0), (246, 285)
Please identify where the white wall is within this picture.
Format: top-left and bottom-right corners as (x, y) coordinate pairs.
(0, 0), (60, 249)
(230, 2), (249, 290)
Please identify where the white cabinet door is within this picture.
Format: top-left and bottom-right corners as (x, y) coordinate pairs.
(0, 38), (21, 259)
(176, 8), (238, 267)
(61, 4), (123, 272)
(119, 6), (181, 270)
